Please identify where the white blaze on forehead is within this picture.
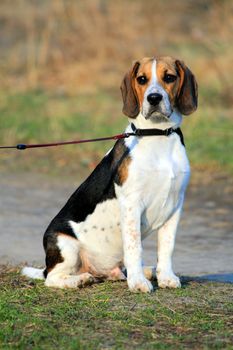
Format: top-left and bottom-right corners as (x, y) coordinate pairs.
(151, 58), (158, 86)
(146, 58), (161, 94)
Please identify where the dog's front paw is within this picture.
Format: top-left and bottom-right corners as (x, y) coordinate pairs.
(157, 271), (181, 289)
(127, 275), (154, 293)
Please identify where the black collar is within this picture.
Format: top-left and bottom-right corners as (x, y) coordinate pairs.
(130, 123), (185, 146)
(131, 123), (174, 136)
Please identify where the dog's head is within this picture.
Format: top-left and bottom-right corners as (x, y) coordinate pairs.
(120, 56), (198, 121)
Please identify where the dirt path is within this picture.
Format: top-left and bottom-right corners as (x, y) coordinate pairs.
(1, 173), (233, 282)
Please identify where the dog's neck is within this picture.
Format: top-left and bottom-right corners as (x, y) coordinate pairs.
(128, 110), (182, 131)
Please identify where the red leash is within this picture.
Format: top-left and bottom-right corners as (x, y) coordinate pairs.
(0, 132), (134, 150)
(0, 124), (179, 151)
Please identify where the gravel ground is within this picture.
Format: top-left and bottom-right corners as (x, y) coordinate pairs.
(0, 172), (232, 283)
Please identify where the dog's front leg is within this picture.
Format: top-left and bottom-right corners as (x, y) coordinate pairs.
(120, 202), (153, 293)
(156, 205), (183, 288)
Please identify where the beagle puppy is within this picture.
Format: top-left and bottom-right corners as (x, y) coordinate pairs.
(22, 56), (198, 292)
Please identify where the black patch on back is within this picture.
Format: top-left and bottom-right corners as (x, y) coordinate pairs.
(43, 139), (130, 242)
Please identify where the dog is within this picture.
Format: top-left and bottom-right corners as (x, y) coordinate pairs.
(22, 56), (198, 292)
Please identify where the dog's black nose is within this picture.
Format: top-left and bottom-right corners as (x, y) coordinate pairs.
(147, 93), (163, 106)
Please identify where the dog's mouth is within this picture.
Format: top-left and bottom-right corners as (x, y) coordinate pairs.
(145, 109), (173, 121)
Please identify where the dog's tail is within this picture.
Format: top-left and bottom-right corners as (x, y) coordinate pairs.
(21, 266), (45, 280)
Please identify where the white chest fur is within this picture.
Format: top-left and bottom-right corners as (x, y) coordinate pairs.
(119, 131), (190, 236)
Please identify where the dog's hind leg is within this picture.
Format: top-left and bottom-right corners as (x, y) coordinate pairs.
(44, 233), (94, 288)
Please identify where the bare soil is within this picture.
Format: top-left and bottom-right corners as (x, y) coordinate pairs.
(0, 172), (232, 283)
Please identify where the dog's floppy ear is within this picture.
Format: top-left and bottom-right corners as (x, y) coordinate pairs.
(175, 60), (198, 115)
(120, 61), (140, 118)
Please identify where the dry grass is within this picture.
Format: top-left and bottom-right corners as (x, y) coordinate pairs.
(0, 1), (232, 174)
(0, 0), (232, 102)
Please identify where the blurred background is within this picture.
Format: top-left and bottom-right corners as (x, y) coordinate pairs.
(0, 0), (232, 177)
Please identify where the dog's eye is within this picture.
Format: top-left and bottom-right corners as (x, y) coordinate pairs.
(163, 74), (177, 83)
(137, 75), (148, 85)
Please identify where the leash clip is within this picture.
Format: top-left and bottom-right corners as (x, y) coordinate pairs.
(131, 123), (140, 136)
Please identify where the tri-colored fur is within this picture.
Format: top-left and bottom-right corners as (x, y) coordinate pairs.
(22, 56), (198, 292)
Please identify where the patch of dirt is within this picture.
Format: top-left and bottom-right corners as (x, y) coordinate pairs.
(0, 172), (232, 282)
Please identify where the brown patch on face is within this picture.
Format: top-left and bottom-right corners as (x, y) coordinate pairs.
(133, 57), (154, 108)
(121, 58), (157, 118)
(156, 56), (181, 107)
(155, 56), (198, 114)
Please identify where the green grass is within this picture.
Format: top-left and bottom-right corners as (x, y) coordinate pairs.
(183, 106), (233, 173)
(0, 89), (233, 175)
(0, 267), (233, 349)
(0, 90), (126, 175)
